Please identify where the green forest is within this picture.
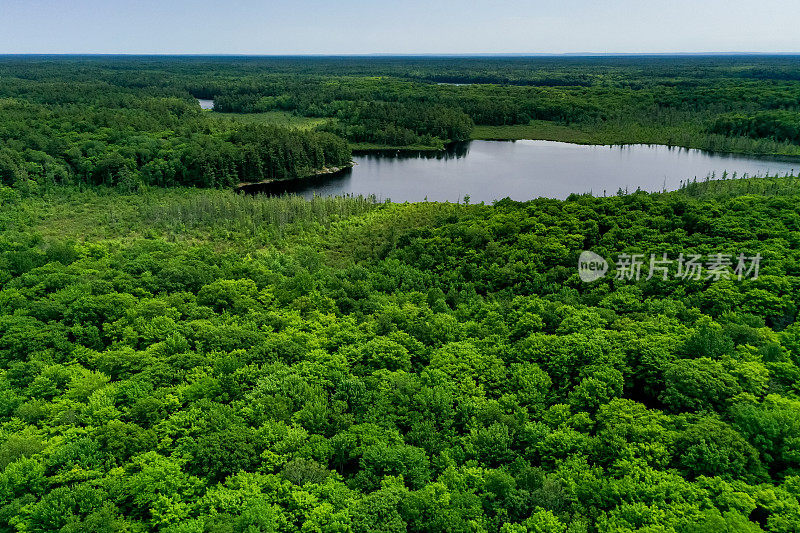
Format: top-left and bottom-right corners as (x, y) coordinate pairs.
(2, 177), (800, 532)
(1, 56), (800, 532)
(3, 55), (800, 193)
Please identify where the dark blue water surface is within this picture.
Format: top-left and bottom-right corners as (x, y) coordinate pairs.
(245, 140), (799, 202)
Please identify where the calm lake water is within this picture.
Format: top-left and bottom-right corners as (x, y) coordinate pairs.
(243, 140), (800, 202)
(198, 99), (214, 110)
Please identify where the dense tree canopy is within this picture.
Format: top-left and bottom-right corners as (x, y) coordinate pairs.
(0, 67), (352, 189)
(0, 176), (799, 531)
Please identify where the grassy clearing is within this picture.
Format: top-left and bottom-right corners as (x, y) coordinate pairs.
(0, 187), (381, 248)
(350, 142), (446, 152)
(209, 111), (330, 130)
(472, 121), (600, 144)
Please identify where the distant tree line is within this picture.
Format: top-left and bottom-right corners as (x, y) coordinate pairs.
(2, 55), (800, 189)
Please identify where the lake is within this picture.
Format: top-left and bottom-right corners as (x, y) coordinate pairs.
(198, 99), (214, 110)
(242, 140), (800, 202)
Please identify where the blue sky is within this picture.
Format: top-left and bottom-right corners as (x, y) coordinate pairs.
(1, 0), (798, 55)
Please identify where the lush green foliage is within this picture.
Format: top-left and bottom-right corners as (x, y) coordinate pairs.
(0, 71), (351, 189)
(1, 177), (800, 531)
(3, 55), (800, 182)
(199, 56), (800, 153)
(3, 55), (800, 531)
(319, 102), (473, 149)
(711, 111), (800, 144)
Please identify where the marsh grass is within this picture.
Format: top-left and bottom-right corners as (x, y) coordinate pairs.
(142, 190), (381, 239)
(1, 187), (381, 246)
(210, 111), (329, 130)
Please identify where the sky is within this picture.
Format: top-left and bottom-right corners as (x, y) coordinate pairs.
(1, 0), (798, 55)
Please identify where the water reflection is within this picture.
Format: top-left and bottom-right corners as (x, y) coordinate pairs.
(239, 167), (356, 197)
(353, 141), (471, 160)
(241, 140), (799, 203)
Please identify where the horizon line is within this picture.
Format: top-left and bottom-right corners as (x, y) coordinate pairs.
(1, 52), (800, 58)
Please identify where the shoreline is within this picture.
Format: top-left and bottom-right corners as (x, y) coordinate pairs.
(360, 137), (800, 163)
(347, 127), (800, 160)
(470, 123), (800, 159)
(235, 163), (354, 191)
